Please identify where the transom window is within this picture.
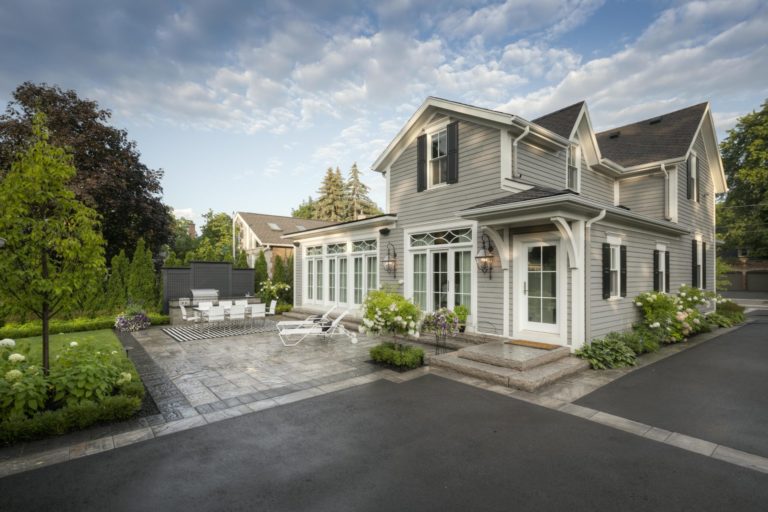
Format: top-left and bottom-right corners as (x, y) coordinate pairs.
(429, 129), (448, 187)
(306, 246), (322, 256)
(410, 228), (471, 248)
(352, 239), (377, 252)
(326, 243), (346, 254)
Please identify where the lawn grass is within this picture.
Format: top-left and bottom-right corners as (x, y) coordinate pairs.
(12, 329), (125, 364)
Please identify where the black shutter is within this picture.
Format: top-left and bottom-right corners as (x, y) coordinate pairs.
(446, 121), (459, 184)
(416, 134), (426, 192)
(691, 239), (698, 287)
(620, 245), (627, 297)
(653, 250), (660, 292)
(686, 156), (693, 200)
(602, 243), (611, 299)
(702, 242), (707, 289)
(665, 251), (671, 293)
(696, 157), (701, 203)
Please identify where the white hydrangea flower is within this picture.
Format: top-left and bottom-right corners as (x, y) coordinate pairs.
(116, 372), (132, 385)
(635, 302), (642, 307)
(8, 353), (25, 363)
(5, 369), (23, 381)
(650, 322), (660, 328)
(359, 325), (367, 334)
(0, 338), (15, 348)
(69, 341), (78, 347)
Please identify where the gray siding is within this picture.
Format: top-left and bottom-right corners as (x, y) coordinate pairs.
(580, 151), (615, 205)
(517, 142), (567, 189)
(619, 174), (666, 219)
(476, 228), (504, 335)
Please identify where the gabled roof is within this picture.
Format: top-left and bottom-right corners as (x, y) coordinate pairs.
(236, 212), (332, 247)
(532, 101), (585, 140)
(595, 103), (708, 168)
(463, 186), (570, 211)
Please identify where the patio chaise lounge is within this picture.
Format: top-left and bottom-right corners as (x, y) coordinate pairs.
(275, 305), (337, 330)
(277, 310), (357, 347)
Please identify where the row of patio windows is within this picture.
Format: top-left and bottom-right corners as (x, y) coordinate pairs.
(306, 240), (378, 306)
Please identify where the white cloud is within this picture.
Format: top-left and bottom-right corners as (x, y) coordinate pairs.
(173, 208), (195, 220)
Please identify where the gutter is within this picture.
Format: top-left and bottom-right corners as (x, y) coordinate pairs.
(584, 209), (606, 344)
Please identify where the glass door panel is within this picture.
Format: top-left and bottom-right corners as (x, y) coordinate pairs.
(339, 258), (348, 304)
(433, 252), (448, 309)
(525, 243), (558, 329)
(328, 259), (336, 302)
(413, 253), (427, 310)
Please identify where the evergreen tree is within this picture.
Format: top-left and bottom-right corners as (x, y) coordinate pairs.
(128, 239), (158, 311)
(346, 162), (382, 219)
(106, 250), (131, 311)
(162, 250), (184, 267)
(285, 254), (294, 305)
(234, 250), (249, 269)
(315, 167), (348, 221)
(254, 250), (269, 292)
(273, 255), (287, 284)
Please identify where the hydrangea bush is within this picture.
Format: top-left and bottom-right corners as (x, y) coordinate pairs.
(0, 340), (48, 419)
(259, 279), (291, 305)
(360, 290), (422, 338)
(634, 284), (715, 343)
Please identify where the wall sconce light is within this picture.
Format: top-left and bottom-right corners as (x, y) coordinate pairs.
(382, 242), (397, 277)
(475, 233), (494, 279)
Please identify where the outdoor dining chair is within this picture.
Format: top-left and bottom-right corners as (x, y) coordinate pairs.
(248, 303), (266, 327)
(234, 299), (248, 307)
(228, 304), (246, 328)
(205, 306), (226, 334)
(179, 304), (200, 330)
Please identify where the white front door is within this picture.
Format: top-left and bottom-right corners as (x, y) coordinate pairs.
(513, 235), (565, 343)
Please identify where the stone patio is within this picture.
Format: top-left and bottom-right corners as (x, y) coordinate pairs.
(130, 324), (389, 416)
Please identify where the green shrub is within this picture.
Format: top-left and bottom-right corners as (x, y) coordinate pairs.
(370, 342), (424, 369)
(361, 290), (422, 337)
(706, 312), (734, 328)
(576, 337), (637, 370)
(607, 329), (660, 356)
(276, 303), (293, 314)
(454, 304), (470, 324)
(716, 300), (746, 324)
(0, 395), (141, 445)
(0, 313), (168, 339)
(49, 343), (125, 406)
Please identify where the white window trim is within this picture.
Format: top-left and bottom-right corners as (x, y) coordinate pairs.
(689, 151), (699, 202)
(607, 235), (623, 301)
(425, 119), (451, 190)
(656, 243), (667, 293)
(567, 142), (581, 192)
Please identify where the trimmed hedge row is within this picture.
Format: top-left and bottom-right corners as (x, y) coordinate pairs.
(0, 313), (170, 339)
(0, 395), (142, 445)
(370, 342), (424, 369)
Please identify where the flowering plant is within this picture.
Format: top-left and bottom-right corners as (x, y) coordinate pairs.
(259, 279), (291, 304)
(634, 284), (714, 343)
(115, 312), (151, 332)
(360, 290), (422, 338)
(421, 308), (461, 338)
(0, 340), (48, 419)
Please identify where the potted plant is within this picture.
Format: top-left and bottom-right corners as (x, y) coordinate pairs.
(454, 305), (469, 333)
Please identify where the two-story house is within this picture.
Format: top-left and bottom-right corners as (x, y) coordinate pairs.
(283, 97), (725, 350)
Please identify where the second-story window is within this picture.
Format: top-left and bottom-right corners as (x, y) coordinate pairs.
(687, 152), (699, 202)
(429, 128), (448, 188)
(567, 144), (581, 192)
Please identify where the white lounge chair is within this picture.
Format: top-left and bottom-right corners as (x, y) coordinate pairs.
(277, 311), (357, 347)
(276, 305), (337, 330)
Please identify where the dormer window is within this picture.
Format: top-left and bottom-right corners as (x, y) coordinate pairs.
(429, 128), (448, 188)
(567, 143), (581, 192)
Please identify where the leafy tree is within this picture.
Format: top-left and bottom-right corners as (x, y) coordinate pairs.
(292, 196), (317, 219)
(0, 82), (173, 260)
(171, 217), (197, 260)
(346, 163), (382, 219)
(184, 210), (234, 262)
(162, 250), (184, 267)
(0, 114), (105, 373)
(234, 250), (249, 269)
(106, 250), (131, 311)
(127, 239), (158, 311)
(254, 251), (269, 293)
(718, 99), (768, 257)
(315, 167), (348, 221)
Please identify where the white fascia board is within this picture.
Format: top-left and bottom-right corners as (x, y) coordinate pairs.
(282, 215), (397, 240)
(571, 103), (604, 164)
(234, 213), (265, 248)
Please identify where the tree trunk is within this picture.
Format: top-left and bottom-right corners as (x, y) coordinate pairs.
(42, 248), (50, 375)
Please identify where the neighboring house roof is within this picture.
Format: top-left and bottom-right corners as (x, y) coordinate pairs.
(532, 101), (585, 140)
(282, 214), (398, 240)
(236, 212), (332, 247)
(464, 186), (570, 211)
(595, 103), (708, 168)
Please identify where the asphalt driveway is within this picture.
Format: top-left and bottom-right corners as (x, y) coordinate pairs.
(577, 312), (768, 458)
(1, 375), (766, 512)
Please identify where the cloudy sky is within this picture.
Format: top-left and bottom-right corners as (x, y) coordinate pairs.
(1, 0), (766, 227)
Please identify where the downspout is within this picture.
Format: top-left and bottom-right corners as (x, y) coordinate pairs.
(584, 209), (607, 344)
(660, 163), (671, 221)
(512, 126), (530, 179)
(232, 212), (237, 260)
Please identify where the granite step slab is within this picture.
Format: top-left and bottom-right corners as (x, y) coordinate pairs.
(457, 341), (570, 370)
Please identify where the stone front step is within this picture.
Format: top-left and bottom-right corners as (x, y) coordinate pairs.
(457, 341), (570, 370)
(427, 351), (589, 392)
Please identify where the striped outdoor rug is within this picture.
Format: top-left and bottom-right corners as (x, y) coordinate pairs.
(163, 319), (278, 342)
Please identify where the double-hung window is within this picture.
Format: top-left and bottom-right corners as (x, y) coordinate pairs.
(610, 245), (621, 298)
(687, 152), (699, 202)
(428, 129), (448, 188)
(696, 241), (703, 289)
(654, 245), (669, 293)
(567, 143), (581, 192)
(603, 237), (626, 299)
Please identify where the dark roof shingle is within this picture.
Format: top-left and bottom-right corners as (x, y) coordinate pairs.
(237, 212), (332, 246)
(462, 186), (571, 211)
(596, 103), (707, 167)
(532, 101), (585, 139)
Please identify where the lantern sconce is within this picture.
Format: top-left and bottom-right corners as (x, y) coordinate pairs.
(382, 242), (397, 277)
(475, 233), (494, 279)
